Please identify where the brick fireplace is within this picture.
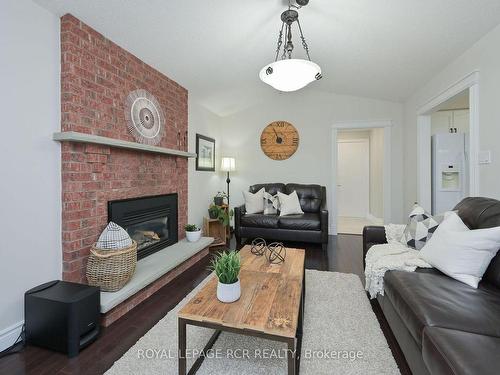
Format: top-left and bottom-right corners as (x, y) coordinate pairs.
(60, 14), (188, 283)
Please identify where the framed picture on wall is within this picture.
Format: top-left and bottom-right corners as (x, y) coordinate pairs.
(196, 134), (216, 171)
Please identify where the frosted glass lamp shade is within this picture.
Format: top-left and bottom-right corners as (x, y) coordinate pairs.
(259, 59), (321, 92)
(221, 157), (236, 172)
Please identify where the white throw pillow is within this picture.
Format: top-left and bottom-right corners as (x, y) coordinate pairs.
(420, 211), (500, 288)
(277, 191), (304, 216)
(242, 188), (265, 214)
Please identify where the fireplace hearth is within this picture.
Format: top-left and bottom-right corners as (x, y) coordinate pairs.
(108, 194), (178, 260)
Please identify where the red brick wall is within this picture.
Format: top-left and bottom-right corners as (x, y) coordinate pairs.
(60, 14), (188, 283)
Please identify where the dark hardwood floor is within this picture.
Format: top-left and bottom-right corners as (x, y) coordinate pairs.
(0, 235), (411, 375)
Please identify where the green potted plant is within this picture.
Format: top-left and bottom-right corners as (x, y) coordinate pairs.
(208, 204), (219, 219)
(209, 250), (241, 303)
(184, 224), (201, 242)
(213, 191), (227, 206)
(208, 204), (234, 225)
(217, 207), (234, 226)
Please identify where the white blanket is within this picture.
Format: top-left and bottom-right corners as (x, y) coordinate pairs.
(365, 224), (432, 299)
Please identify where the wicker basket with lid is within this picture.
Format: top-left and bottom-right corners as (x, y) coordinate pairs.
(86, 222), (137, 292)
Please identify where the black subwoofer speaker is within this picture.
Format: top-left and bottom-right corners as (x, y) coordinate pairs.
(25, 280), (100, 357)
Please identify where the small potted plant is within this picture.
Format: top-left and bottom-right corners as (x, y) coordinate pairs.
(217, 207), (234, 226)
(213, 191), (227, 206)
(210, 250), (241, 303)
(208, 204), (219, 219)
(184, 224), (201, 242)
(208, 204), (234, 226)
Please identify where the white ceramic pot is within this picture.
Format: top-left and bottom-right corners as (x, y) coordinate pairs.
(185, 230), (201, 242)
(217, 279), (241, 303)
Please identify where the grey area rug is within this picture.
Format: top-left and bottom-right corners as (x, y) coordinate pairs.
(106, 270), (400, 375)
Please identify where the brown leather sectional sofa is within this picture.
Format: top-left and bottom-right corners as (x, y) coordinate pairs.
(363, 197), (500, 375)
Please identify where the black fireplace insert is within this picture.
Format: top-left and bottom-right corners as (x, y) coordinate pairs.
(108, 193), (178, 260)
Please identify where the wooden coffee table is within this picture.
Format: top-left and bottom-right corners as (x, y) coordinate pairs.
(178, 245), (305, 375)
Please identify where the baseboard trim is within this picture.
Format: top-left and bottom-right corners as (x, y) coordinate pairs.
(0, 321), (24, 352)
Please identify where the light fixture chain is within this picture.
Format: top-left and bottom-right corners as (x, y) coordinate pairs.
(282, 24), (288, 60)
(275, 22), (285, 62)
(286, 23), (293, 59)
(296, 19), (311, 61)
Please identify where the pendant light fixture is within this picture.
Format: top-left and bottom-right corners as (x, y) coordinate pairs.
(259, 0), (322, 92)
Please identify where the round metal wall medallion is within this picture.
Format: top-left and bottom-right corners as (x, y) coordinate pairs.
(124, 89), (165, 145)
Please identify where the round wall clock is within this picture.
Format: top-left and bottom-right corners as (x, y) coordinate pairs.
(260, 121), (299, 160)
(124, 89), (165, 145)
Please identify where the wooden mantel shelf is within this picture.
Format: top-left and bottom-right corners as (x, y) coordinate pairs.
(53, 131), (197, 158)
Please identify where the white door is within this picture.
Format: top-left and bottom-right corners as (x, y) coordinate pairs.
(337, 140), (370, 217)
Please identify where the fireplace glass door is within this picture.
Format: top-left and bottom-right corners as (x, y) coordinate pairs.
(108, 194), (178, 259)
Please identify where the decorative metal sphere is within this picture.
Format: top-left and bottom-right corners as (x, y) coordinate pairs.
(251, 238), (267, 256)
(265, 242), (286, 264)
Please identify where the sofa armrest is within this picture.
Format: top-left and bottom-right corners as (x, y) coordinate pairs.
(362, 225), (387, 269)
(234, 204), (246, 239)
(319, 186), (328, 244)
(234, 204), (246, 216)
(320, 209), (329, 244)
(320, 186), (327, 211)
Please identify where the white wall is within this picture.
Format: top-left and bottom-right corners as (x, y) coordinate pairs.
(403, 23), (500, 213)
(0, 0), (61, 350)
(188, 97), (225, 229)
(369, 128), (384, 219)
(218, 89), (404, 228)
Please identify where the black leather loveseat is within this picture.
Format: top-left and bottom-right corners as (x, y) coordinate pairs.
(363, 197), (500, 375)
(235, 183), (328, 250)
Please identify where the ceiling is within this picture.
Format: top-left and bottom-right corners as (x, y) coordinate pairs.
(35, 0), (500, 115)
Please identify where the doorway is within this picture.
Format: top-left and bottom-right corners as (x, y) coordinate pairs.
(430, 90), (470, 214)
(337, 138), (370, 218)
(332, 121), (392, 235)
(416, 71), (479, 213)
(337, 135), (379, 235)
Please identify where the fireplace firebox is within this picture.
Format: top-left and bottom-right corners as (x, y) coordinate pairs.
(108, 194), (178, 260)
